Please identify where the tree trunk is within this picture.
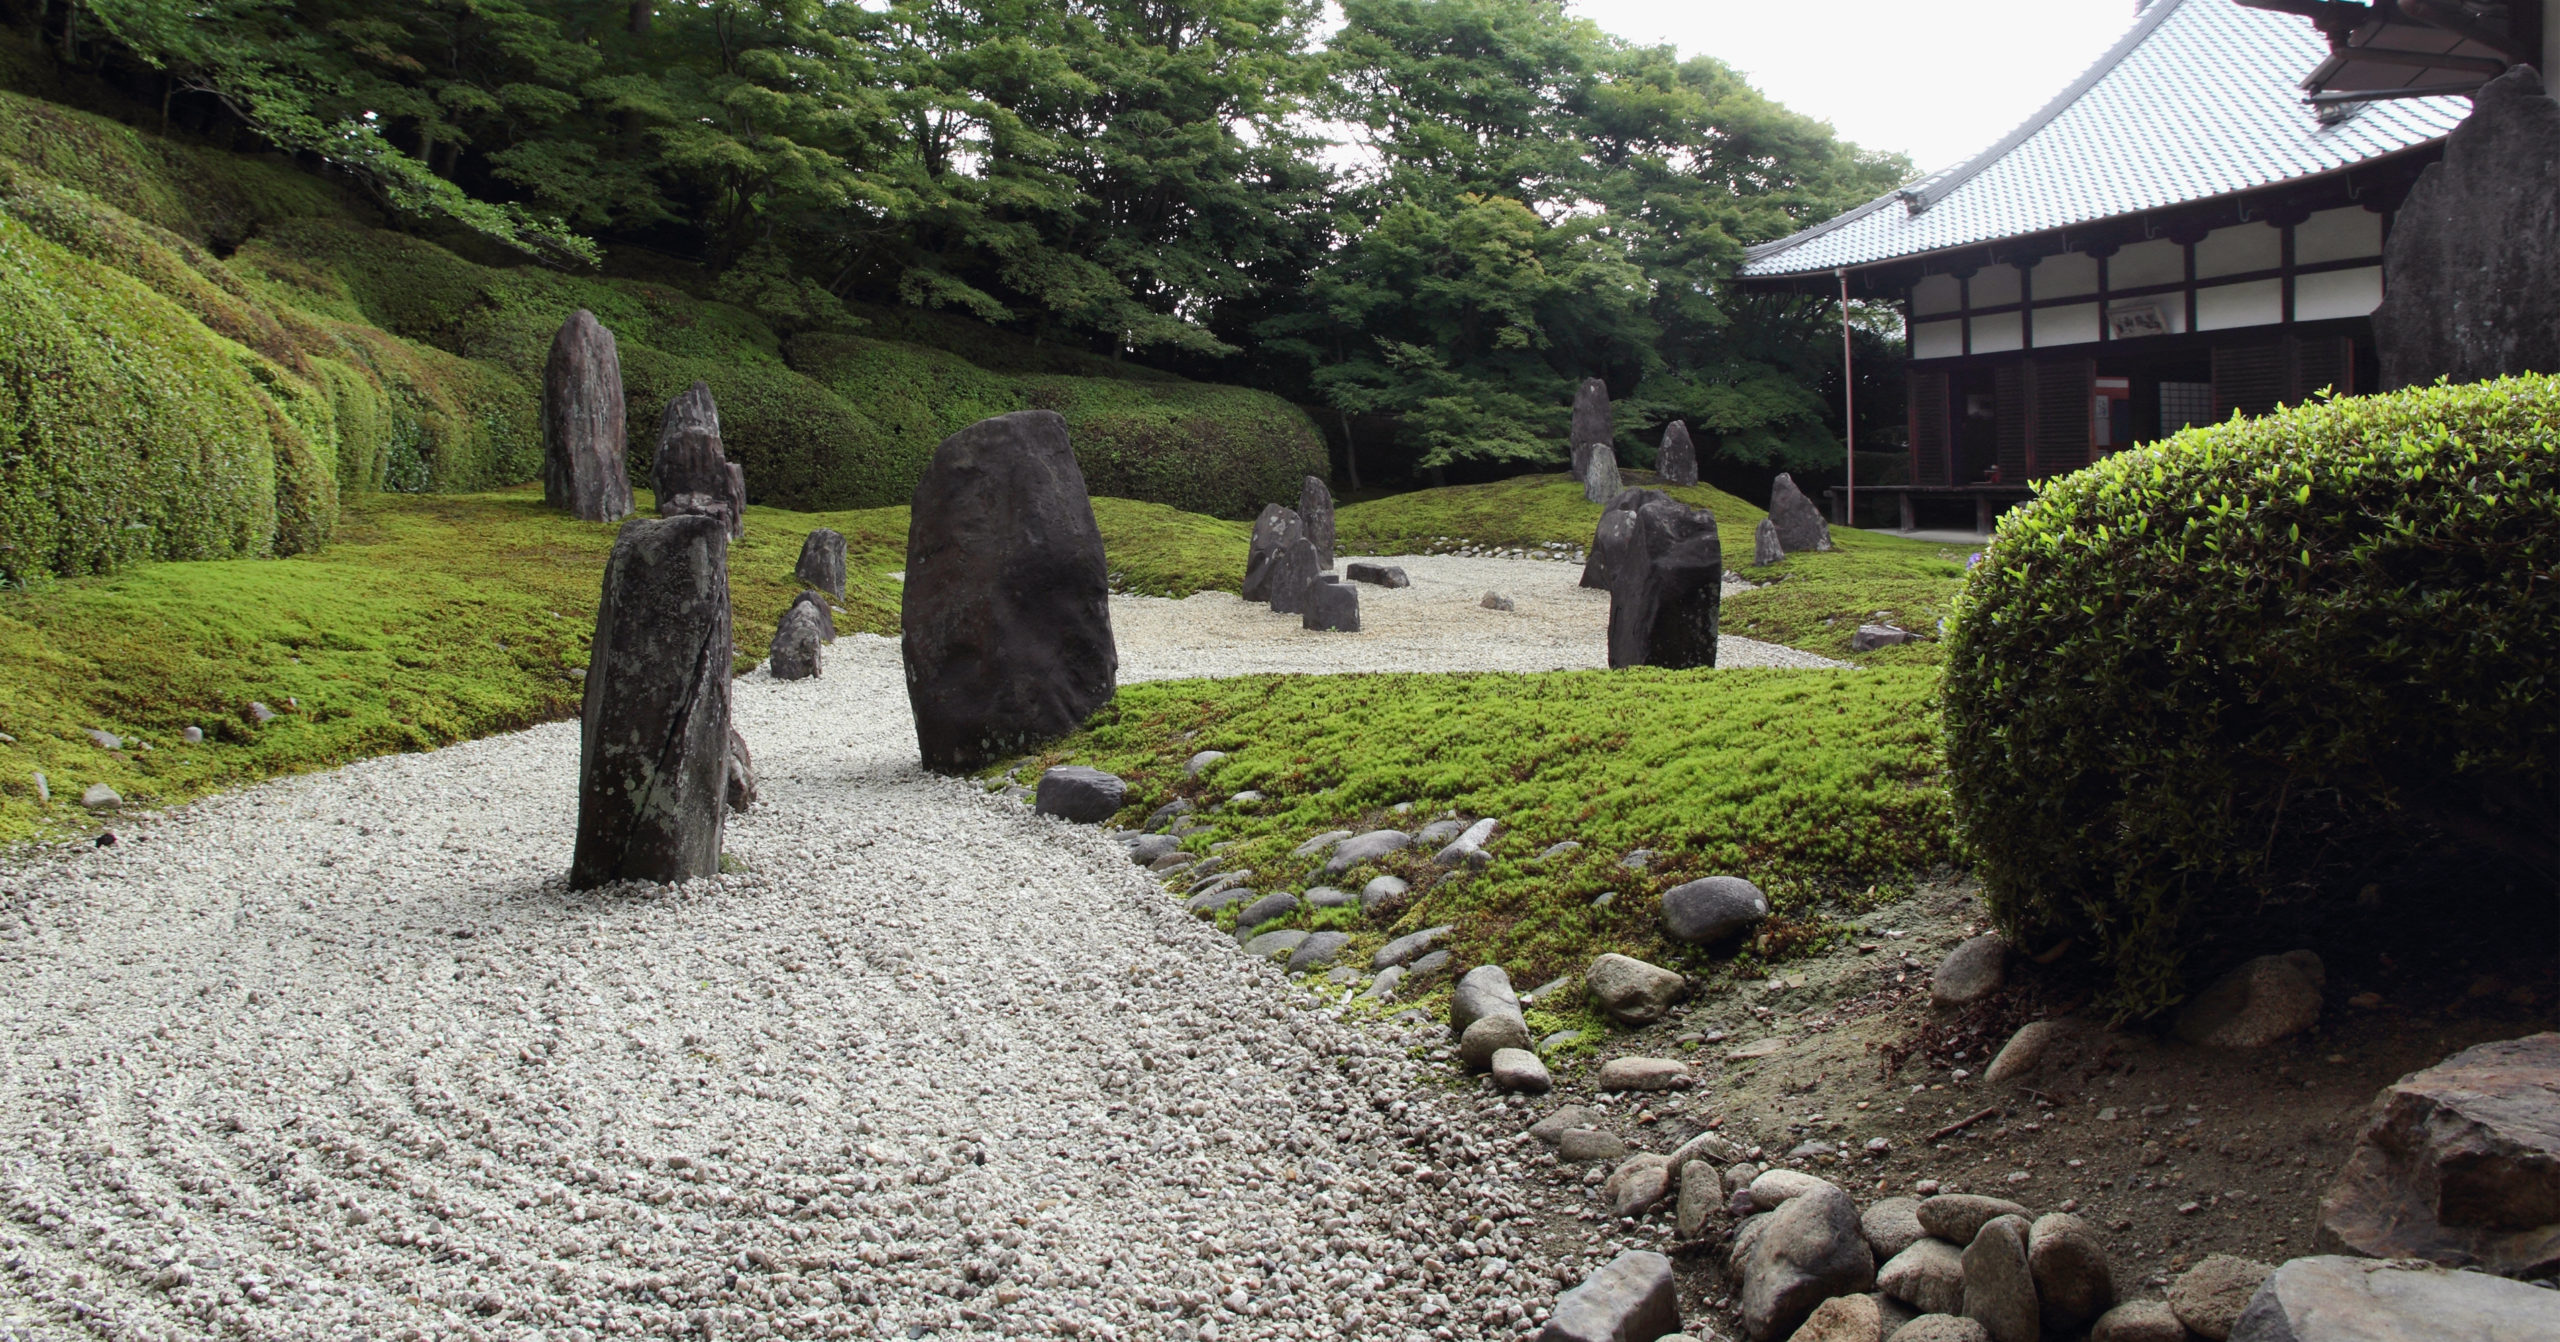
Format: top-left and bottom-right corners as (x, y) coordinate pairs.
(1338, 410), (1361, 491)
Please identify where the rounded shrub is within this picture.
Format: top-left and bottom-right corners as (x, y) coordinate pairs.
(1943, 376), (2560, 1016)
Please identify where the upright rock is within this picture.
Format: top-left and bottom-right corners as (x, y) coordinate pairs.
(542, 309), (634, 523)
(902, 410), (1117, 773)
(1242, 503), (1303, 603)
(1754, 518), (1784, 566)
(571, 515), (732, 888)
(1582, 487), (1671, 590)
(790, 589), (837, 643)
(2374, 67), (2560, 389)
(1961, 1215), (2038, 1342)
(1738, 1183), (1876, 1341)
(1570, 377), (1611, 481)
(1657, 420), (1699, 487)
(1267, 536), (1321, 616)
(769, 601), (824, 680)
(795, 528), (847, 599)
(1607, 495), (1722, 670)
(1582, 441), (1624, 504)
(1767, 472), (1832, 552)
(2317, 1031), (2560, 1277)
(1303, 579), (1360, 632)
(1298, 475), (1337, 569)
(724, 725), (756, 812)
(651, 381), (746, 538)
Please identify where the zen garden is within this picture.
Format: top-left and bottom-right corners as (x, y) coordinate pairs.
(0, 0), (2553, 1339)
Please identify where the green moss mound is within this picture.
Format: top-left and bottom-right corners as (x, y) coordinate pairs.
(1944, 377), (2560, 1017)
(1011, 667), (1951, 983)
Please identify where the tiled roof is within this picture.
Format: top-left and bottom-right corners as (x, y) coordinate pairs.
(1737, 0), (2470, 279)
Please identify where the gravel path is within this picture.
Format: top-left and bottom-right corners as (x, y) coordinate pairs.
(0, 555), (1839, 1338)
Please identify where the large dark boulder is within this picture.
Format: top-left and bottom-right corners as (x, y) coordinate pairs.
(1768, 472), (1831, 553)
(1570, 377), (1611, 481)
(1581, 488), (1670, 590)
(542, 309), (635, 523)
(1607, 496), (1722, 669)
(901, 410), (1117, 773)
(1267, 536), (1321, 616)
(571, 515), (733, 888)
(2375, 67), (2560, 390)
(1298, 475), (1337, 569)
(1242, 503), (1303, 602)
(1304, 578), (1360, 632)
(652, 382), (747, 538)
(795, 528), (847, 599)
(1657, 421), (1699, 487)
(770, 601), (825, 681)
(2317, 1032), (2560, 1277)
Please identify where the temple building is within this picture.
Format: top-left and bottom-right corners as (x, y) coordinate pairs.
(1735, 0), (2548, 531)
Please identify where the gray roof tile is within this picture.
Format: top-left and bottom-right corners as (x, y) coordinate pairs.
(1738, 0), (2468, 279)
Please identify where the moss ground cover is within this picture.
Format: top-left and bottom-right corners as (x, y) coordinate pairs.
(1010, 667), (1951, 990)
(1336, 472), (1970, 664)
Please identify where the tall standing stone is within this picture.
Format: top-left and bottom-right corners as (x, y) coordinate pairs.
(1657, 421), (1699, 487)
(1767, 472), (1833, 552)
(1754, 518), (1784, 566)
(1267, 537), (1321, 615)
(795, 528), (847, 599)
(1298, 475), (1337, 569)
(1569, 377), (1611, 481)
(902, 410), (1117, 774)
(652, 381), (746, 538)
(542, 310), (634, 523)
(2374, 66), (2560, 389)
(1582, 488), (1669, 590)
(1583, 442), (1624, 504)
(571, 515), (732, 888)
(1242, 503), (1303, 602)
(1607, 495), (1722, 670)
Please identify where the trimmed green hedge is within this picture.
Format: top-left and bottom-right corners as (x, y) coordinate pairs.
(1944, 377), (2560, 1016)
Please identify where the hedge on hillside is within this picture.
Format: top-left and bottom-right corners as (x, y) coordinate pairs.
(1944, 377), (2560, 1017)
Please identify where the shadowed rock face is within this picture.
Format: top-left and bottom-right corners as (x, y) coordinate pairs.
(1266, 537), (1321, 616)
(1657, 420), (1699, 487)
(901, 410), (1116, 774)
(1582, 442), (1623, 504)
(1767, 472), (1831, 553)
(1242, 503), (1303, 603)
(2318, 1032), (2560, 1277)
(1581, 487), (1671, 590)
(1298, 476), (1337, 569)
(795, 528), (847, 599)
(572, 515), (732, 888)
(541, 310), (634, 523)
(1607, 496), (1722, 670)
(2376, 67), (2560, 389)
(651, 381), (745, 538)
(1570, 377), (1611, 481)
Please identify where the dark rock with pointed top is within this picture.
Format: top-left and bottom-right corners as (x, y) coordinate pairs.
(1304, 578), (1360, 632)
(770, 601), (825, 680)
(1607, 495), (1722, 669)
(1570, 378), (1612, 481)
(1583, 441), (1623, 503)
(1768, 472), (1832, 553)
(790, 589), (837, 643)
(1582, 488), (1670, 590)
(795, 528), (846, 598)
(1242, 503), (1304, 602)
(651, 382), (745, 538)
(1755, 518), (1784, 566)
(2376, 67), (2560, 389)
(542, 310), (635, 523)
(1298, 475), (1336, 569)
(1267, 536), (1321, 615)
(901, 410), (1117, 773)
(1657, 420), (1699, 487)
(572, 515), (732, 888)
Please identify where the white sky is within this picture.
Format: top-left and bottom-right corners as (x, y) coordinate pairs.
(1566, 0), (2144, 174)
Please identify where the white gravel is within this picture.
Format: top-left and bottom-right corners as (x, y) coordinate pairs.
(0, 555), (1841, 1339)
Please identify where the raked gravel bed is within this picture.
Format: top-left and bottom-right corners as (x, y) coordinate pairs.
(1, 556), (1835, 1339)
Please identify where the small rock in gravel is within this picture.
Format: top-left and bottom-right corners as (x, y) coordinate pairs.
(1540, 1249), (1678, 1342)
(1478, 590), (1517, 611)
(1587, 953), (1686, 1025)
(80, 783), (122, 812)
(1242, 928), (1309, 960)
(86, 728), (122, 750)
(1738, 1183), (1875, 1341)
(1451, 964), (1522, 1034)
(2089, 1300), (2185, 1342)
(180, 726), (203, 744)
(1931, 935), (2009, 1008)
(1302, 885), (1357, 909)
(1863, 1197), (1927, 1260)
(1033, 766), (1125, 823)
(1596, 1056), (1689, 1091)
(2174, 953), (2323, 1049)
(1459, 1013), (1534, 1070)
(1291, 828), (1354, 859)
(1184, 749), (1227, 776)
(725, 726), (757, 811)
(1878, 1238), (1966, 1316)
(1918, 1195), (2027, 1246)
(1960, 1214), (2037, 1342)
(1407, 948), (1452, 977)
(1793, 1293), (1883, 1342)
(789, 589), (838, 642)
(1285, 931), (1350, 973)
(1750, 1169), (1838, 1211)
(1538, 840), (1583, 863)
(1605, 1154), (1678, 1217)
(2167, 1255), (2272, 1341)
(1984, 1019), (2078, 1086)
(1232, 890), (1298, 932)
(1558, 1129), (1630, 1163)
(1345, 561), (1409, 587)
(1661, 876), (1770, 944)
(1324, 829), (1411, 873)
(1490, 1047), (1551, 1093)
(1363, 966), (1405, 999)
(1434, 816), (1500, 866)
(1890, 1317), (1990, 1342)
(1126, 833), (1182, 866)
(1374, 925), (1454, 970)
(1359, 874), (1408, 910)
(2028, 1212), (2115, 1332)
(1530, 1107), (1605, 1142)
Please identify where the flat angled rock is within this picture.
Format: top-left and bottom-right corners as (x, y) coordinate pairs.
(1324, 829), (1410, 874)
(1596, 1057), (1689, 1092)
(1374, 925), (1454, 970)
(1345, 561), (1408, 587)
(2317, 1031), (2560, 1277)
(1242, 929), (1309, 960)
(1033, 766), (1124, 824)
(1767, 471), (1831, 553)
(1540, 1249), (1678, 1342)
(1286, 931), (1351, 973)
(2229, 1253), (2560, 1342)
